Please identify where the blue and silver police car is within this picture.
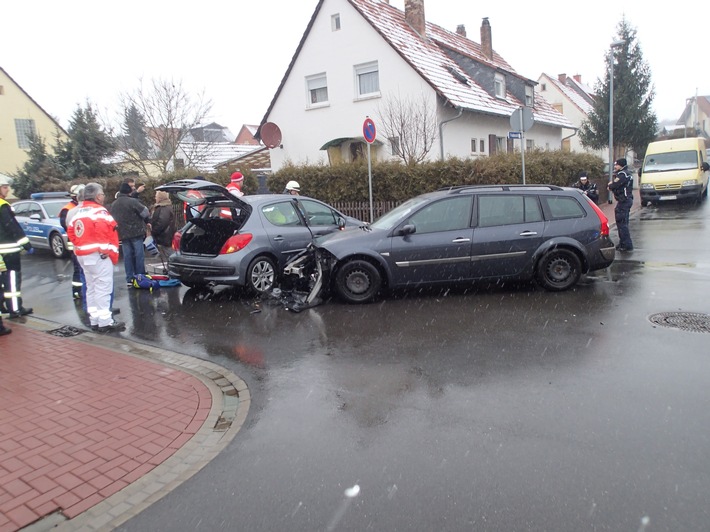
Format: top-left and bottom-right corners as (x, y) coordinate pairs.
(12, 192), (72, 258)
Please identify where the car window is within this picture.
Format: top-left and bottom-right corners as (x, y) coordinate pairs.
(12, 203), (30, 216)
(27, 202), (43, 218)
(298, 199), (339, 226)
(407, 196), (472, 234)
(477, 195), (542, 227)
(541, 195), (586, 220)
(262, 202), (303, 227)
(43, 202), (65, 218)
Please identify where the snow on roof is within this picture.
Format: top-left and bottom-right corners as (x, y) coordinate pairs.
(348, 0), (572, 128)
(177, 142), (263, 172)
(542, 73), (594, 116)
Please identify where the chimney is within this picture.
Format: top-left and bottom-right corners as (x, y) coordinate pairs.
(558, 73), (567, 84)
(573, 74), (582, 83)
(405, 0), (426, 37)
(480, 17), (492, 61)
(456, 24), (466, 37)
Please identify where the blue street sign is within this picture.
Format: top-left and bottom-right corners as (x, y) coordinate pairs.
(508, 131), (522, 139)
(363, 117), (377, 144)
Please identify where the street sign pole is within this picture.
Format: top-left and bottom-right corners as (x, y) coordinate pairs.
(363, 117), (377, 222)
(519, 110), (526, 185)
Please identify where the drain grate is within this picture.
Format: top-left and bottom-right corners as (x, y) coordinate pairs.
(47, 325), (85, 337)
(648, 312), (710, 334)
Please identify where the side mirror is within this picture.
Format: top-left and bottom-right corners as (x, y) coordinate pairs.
(396, 224), (416, 236)
(337, 216), (346, 230)
(30, 214), (42, 221)
(637, 167), (642, 176)
(702, 162), (709, 172)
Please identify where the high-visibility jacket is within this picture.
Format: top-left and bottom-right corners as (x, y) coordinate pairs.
(0, 198), (30, 255)
(59, 199), (79, 251)
(66, 200), (120, 265)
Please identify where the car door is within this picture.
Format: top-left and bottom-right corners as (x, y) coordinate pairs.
(470, 194), (546, 278)
(296, 199), (347, 237)
(259, 200), (315, 264)
(15, 201), (47, 248)
(387, 195), (474, 285)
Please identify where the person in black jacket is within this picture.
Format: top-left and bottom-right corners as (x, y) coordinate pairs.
(573, 172), (599, 204)
(608, 158), (634, 251)
(110, 182), (151, 286)
(0, 179), (33, 319)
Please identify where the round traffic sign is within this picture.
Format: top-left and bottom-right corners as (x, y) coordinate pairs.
(363, 117), (377, 144)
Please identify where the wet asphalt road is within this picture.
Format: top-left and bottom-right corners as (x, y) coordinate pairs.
(18, 200), (710, 531)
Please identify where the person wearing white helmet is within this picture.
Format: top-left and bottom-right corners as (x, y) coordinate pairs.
(284, 181), (300, 195)
(60, 184), (86, 300)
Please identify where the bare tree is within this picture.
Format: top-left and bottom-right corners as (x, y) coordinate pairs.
(376, 93), (437, 165)
(117, 78), (213, 176)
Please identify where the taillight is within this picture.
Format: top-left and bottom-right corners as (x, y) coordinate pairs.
(220, 233), (253, 254)
(172, 230), (182, 251)
(588, 200), (610, 236)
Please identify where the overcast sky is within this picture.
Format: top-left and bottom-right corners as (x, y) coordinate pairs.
(3, 0), (706, 133)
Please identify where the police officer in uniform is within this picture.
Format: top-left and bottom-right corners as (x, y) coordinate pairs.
(608, 158), (634, 251)
(0, 177), (34, 319)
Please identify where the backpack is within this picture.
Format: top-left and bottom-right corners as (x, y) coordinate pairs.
(132, 274), (161, 291)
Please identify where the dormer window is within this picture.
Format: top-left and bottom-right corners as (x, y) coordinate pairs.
(494, 73), (506, 98)
(525, 85), (534, 106)
(331, 14), (341, 31)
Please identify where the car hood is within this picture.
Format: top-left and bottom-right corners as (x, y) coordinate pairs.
(315, 225), (389, 256)
(156, 179), (249, 208)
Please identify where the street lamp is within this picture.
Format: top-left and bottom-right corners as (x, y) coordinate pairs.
(608, 39), (625, 201)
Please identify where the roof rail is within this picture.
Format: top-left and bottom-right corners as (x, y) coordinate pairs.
(438, 184), (564, 194)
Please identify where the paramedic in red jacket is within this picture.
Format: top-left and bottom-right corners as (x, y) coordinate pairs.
(66, 183), (125, 333)
(227, 171), (244, 197)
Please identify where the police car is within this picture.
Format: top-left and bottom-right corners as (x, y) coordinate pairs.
(12, 192), (72, 258)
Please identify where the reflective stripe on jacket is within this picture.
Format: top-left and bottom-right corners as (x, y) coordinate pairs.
(0, 198), (30, 254)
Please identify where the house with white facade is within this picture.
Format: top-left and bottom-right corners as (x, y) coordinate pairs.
(257, 0), (573, 172)
(677, 95), (710, 139)
(536, 73), (607, 159)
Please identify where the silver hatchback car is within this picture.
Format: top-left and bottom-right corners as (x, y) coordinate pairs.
(156, 179), (363, 293)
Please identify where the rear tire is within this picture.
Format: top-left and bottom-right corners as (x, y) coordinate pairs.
(247, 256), (277, 294)
(50, 233), (67, 258)
(536, 249), (581, 291)
(334, 259), (381, 304)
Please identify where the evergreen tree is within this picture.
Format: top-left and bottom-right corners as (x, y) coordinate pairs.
(10, 134), (65, 198)
(579, 19), (657, 160)
(122, 104), (151, 159)
(56, 103), (116, 178)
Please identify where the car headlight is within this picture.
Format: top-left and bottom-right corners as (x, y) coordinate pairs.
(682, 179), (698, 186)
(640, 183), (654, 190)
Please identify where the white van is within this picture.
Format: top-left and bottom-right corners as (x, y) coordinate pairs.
(638, 137), (710, 205)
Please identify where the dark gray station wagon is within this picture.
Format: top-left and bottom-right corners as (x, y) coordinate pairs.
(308, 185), (616, 303)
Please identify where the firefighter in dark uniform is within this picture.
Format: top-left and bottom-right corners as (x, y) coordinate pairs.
(608, 158), (634, 251)
(60, 184), (86, 300)
(0, 178), (34, 319)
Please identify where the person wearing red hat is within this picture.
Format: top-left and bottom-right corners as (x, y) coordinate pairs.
(227, 172), (244, 197)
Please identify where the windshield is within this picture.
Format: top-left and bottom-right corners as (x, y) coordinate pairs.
(643, 150), (699, 173)
(370, 196), (431, 230)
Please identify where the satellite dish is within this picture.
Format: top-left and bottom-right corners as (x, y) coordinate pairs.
(261, 122), (283, 149)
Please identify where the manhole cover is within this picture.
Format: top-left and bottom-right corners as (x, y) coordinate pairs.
(648, 312), (710, 333)
(47, 325), (85, 337)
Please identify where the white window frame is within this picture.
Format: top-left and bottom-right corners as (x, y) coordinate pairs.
(525, 86), (534, 106)
(15, 118), (37, 149)
(526, 139), (535, 151)
(496, 136), (506, 153)
(494, 73), (506, 99)
(354, 61), (380, 99)
(471, 138), (485, 154)
(389, 136), (401, 156)
(306, 74), (329, 108)
(331, 14), (341, 31)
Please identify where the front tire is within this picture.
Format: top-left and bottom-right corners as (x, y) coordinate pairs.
(334, 259), (381, 304)
(536, 249), (582, 291)
(50, 233), (67, 258)
(247, 256), (277, 294)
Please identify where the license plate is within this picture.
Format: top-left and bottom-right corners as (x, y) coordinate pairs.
(659, 195), (677, 201)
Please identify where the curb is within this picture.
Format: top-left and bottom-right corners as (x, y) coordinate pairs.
(17, 317), (249, 532)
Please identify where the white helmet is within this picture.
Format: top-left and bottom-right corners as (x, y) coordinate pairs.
(70, 184), (85, 196)
(285, 180), (300, 192)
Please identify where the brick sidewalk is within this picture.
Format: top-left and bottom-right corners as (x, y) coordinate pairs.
(0, 321), (247, 532)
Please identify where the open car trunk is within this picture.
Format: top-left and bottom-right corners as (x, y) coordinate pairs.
(181, 217), (243, 255)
